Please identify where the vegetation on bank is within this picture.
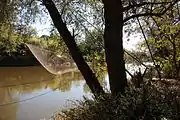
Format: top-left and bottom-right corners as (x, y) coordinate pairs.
(53, 81), (180, 120)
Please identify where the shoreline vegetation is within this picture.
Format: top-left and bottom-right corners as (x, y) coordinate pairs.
(0, 55), (40, 66)
(52, 78), (180, 120)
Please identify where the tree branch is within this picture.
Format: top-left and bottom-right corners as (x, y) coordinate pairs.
(123, 1), (172, 12)
(123, 0), (179, 23)
(124, 13), (162, 22)
(136, 16), (162, 80)
(124, 50), (148, 68)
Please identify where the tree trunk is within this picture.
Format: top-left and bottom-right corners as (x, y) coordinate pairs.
(102, 0), (127, 95)
(43, 0), (104, 95)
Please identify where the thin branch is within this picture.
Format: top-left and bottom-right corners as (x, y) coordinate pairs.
(123, 0), (179, 22)
(136, 17), (162, 80)
(125, 68), (134, 79)
(61, 4), (67, 15)
(75, 9), (101, 32)
(70, 9), (104, 48)
(177, 3), (180, 16)
(124, 50), (148, 68)
(60, 0), (72, 15)
(124, 13), (161, 22)
(123, 1), (172, 12)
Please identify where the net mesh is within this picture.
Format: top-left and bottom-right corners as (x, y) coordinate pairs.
(26, 43), (77, 75)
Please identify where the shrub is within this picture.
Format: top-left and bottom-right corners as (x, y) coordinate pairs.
(53, 81), (180, 120)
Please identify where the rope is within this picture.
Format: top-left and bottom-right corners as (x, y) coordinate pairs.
(0, 88), (58, 107)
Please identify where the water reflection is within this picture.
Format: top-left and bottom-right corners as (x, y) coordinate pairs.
(0, 66), (87, 120)
(0, 63), (146, 120)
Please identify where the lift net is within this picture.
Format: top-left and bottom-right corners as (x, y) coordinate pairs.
(26, 43), (77, 75)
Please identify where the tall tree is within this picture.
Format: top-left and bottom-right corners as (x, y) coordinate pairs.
(102, 0), (127, 94)
(41, 0), (178, 95)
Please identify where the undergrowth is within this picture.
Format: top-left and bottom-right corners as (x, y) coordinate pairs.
(52, 81), (180, 120)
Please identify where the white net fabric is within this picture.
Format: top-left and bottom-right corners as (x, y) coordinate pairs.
(26, 43), (77, 75)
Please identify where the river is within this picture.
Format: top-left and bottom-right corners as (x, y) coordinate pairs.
(0, 62), (151, 120)
(0, 66), (91, 120)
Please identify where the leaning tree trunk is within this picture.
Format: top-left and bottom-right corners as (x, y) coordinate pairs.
(43, 0), (104, 95)
(102, 0), (127, 95)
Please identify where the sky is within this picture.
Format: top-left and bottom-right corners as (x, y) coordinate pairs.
(31, 17), (51, 37)
(31, 15), (142, 51)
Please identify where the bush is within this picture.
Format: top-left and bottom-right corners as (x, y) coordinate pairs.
(53, 82), (180, 120)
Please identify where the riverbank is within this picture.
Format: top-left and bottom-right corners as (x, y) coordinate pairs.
(0, 56), (40, 66)
(53, 78), (180, 120)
